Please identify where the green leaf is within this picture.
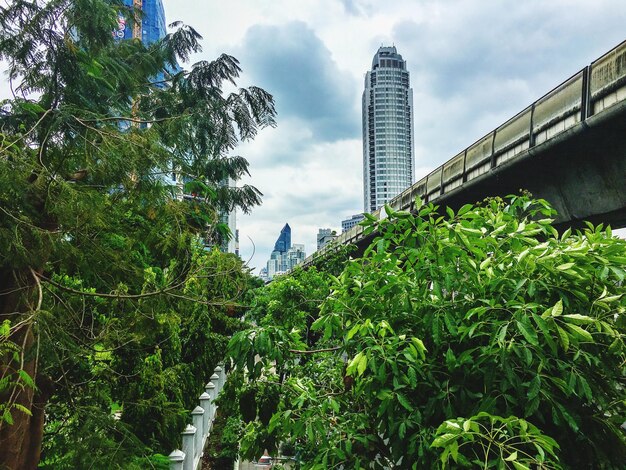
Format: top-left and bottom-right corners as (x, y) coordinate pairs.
(527, 375), (541, 400)
(346, 323), (360, 340)
(556, 326), (570, 351)
(0, 320), (10, 337)
(397, 393), (413, 411)
(12, 403), (32, 416)
(17, 370), (35, 389)
(357, 353), (368, 376)
(562, 314), (594, 325)
(512, 461), (530, 470)
(444, 312), (458, 335)
(411, 337), (427, 360)
(516, 317), (539, 346)
(3, 410), (13, 425)
(564, 323), (593, 342)
(504, 451), (518, 461)
(347, 351), (364, 375)
(20, 101), (46, 114)
(431, 433), (459, 448)
(497, 323), (508, 345)
(556, 262), (575, 271)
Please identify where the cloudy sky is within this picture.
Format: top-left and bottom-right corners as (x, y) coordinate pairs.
(162, 0), (625, 271)
(6, 1), (626, 271)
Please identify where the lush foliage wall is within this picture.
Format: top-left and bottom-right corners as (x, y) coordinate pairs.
(229, 196), (626, 469)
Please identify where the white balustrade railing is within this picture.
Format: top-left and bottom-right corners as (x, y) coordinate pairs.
(168, 363), (227, 470)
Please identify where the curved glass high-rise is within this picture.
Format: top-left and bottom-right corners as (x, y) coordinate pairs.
(362, 46), (415, 213)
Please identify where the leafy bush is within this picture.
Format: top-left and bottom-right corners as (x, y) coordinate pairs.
(229, 196), (626, 469)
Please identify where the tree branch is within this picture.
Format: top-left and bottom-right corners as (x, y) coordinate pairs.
(288, 346), (342, 355)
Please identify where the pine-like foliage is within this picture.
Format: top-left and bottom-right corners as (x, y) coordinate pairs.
(0, 1), (275, 467)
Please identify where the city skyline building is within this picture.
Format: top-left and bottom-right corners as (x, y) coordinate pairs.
(362, 45), (415, 213)
(273, 223), (292, 253)
(117, 1), (238, 255)
(341, 214), (365, 233)
(118, 1), (166, 44)
(316, 228), (336, 251)
(261, 224), (306, 281)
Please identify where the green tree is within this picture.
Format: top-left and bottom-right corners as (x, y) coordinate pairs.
(0, 0), (275, 467)
(229, 196), (626, 469)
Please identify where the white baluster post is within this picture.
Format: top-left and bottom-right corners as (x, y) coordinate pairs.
(205, 381), (216, 421)
(191, 406), (205, 461)
(213, 366), (223, 394)
(199, 392), (211, 439)
(168, 449), (185, 470)
(220, 364), (227, 391)
(218, 362), (226, 391)
(210, 373), (220, 396)
(181, 424), (196, 470)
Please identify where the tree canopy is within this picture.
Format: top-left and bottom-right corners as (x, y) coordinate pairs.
(0, 0), (275, 467)
(229, 196), (626, 469)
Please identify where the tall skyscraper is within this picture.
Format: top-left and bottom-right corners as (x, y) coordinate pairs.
(362, 46), (415, 213)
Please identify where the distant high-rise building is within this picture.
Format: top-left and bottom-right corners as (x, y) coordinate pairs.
(263, 224), (305, 280)
(286, 244), (306, 270)
(117, 2), (239, 254)
(341, 214), (365, 233)
(362, 46), (414, 213)
(317, 228), (336, 251)
(273, 223), (292, 253)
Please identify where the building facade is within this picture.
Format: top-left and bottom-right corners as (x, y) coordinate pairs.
(273, 223), (291, 254)
(341, 214), (365, 233)
(118, 1), (166, 44)
(362, 46), (415, 213)
(316, 228), (336, 251)
(117, 2), (238, 255)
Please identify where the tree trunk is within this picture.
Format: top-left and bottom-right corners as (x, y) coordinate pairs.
(0, 269), (48, 469)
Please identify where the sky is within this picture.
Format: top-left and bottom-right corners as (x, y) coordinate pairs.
(4, 0), (626, 271)
(158, 0), (626, 271)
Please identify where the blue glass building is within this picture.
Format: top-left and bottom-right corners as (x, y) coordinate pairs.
(273, 224), (291, 253)
(115, 1), (166, 45)
(263, 224), (305, 280)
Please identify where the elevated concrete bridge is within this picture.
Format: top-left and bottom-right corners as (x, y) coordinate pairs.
(306, 40), (626, 265)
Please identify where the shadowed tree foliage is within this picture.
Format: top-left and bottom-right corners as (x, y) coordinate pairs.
(0, 0), (275, 467)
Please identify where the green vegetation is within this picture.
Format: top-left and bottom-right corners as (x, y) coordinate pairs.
(1, 2), (625, 468)
(0, 0), (274, 467)
(229, 196), (626, 469)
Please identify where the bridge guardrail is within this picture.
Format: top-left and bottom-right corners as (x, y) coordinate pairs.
(590, 40), (626, 114)
(532, 71), (583, 145)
